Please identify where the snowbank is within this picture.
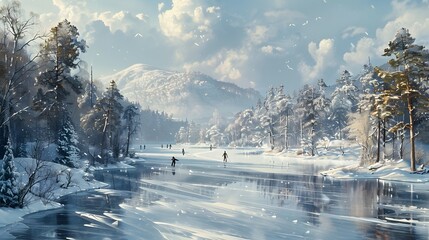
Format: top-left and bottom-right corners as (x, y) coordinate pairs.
(320, 158), (429, 183)
(0, 157), (135, 230)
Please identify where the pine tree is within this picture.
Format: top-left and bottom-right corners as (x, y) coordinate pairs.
(82, 80), (123, 165)
(0, 141), (19, 208)
(175, 126), (188, 143)
(123, 104), (139, 157)
(329, 70), (359, 139)
(56, 117), (80, 167)
(353, 63), (381, 164)
(262, 87), (277, 149)
(34, 19), (87, 141)
(295, 84), (327, 155)
(375, 28), (429, 171)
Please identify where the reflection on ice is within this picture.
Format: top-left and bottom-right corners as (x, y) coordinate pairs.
(7, 147), (429, 239)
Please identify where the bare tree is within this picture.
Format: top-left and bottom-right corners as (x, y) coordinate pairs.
(16, 140), (57, 207)
(0, 1), (42, 154)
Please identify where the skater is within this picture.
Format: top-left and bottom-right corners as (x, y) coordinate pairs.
(210, 144), (212, 151)
(140, 145), (142, 150)
(169, 144), (172, 149)
(182, 148), (185, 155)
(222, 151), (228, 163)
(171, 156), (179, 167)
(144, 145), (146, 149)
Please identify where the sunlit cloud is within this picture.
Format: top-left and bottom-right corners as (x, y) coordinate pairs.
(158, 0), (220, 42)
(299, 39), (336, 82)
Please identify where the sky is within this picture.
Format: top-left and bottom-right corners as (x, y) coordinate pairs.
(16, 0), (429, 94)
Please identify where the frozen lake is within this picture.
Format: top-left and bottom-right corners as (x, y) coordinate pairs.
(7, 146), (429, 239)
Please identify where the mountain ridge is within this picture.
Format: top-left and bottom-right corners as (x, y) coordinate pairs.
(100, 64), (261, 123)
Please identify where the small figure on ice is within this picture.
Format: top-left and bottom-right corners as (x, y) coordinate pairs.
(171, 156), (179, 167)
(182, 148), (185, 155)
(210, 144), (212, 151)
(222, 151), (228, 163)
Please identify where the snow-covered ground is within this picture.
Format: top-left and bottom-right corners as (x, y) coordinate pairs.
(0, 158), (133, 235)
(1, 142), (428, 239)
(177, 140), (429, 184)
(314, 141), (429, 183)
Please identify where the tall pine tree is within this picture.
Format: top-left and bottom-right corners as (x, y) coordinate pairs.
(34, 19), (86, 142)
(375, 28), (429, 171)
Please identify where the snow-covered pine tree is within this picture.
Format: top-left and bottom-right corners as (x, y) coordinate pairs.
(272, 85), (292, 150)
(56, 116), (80, 167)
(329, 70), (359, 140)
(351, 63), (380, 164)
(375, 28), (429, 171)
(188, 121), (201, 144)
(206, 125), (223, 146)
(262, 87), (277, 149)
(294, 84), (326, 156)
(0, 141), (19, 208)
(224, 108), (262, 147)
(175, 126), (188, 143)
(313, 79), (331, 140)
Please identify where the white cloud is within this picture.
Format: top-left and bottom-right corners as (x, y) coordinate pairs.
(184, 49), (248, 82)
(342, 0), (429, 73)
(375, 1), (429, 49)
(247, 25), (271, 45)
(299, 39), (336, 82)
(158, 0), (220, 41)
(97, 11), (144, 33)
(215, 50), (248, 80)
(342, 26), (367, 38)
(343, 37), (375, 67)
(260, 45), (284, 55)
(52, 0), (88, 24)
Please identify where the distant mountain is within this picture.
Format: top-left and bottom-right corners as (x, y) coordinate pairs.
(100, 64), (261, 123)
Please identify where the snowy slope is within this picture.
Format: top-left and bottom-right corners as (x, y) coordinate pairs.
(100, 64), (261, 122)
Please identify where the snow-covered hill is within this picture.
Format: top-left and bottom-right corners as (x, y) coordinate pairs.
(100, 64), (261, 122)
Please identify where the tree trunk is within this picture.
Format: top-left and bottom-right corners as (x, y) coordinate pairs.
(376, 117), (381, 163)
(125, 125), (131, 157)
(391, 131), (395, 160)
(101, 129), (108, 166)
(408, 98), (416, 171)
(285, 113), (289, 150)
(382, 120), (386, 160)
